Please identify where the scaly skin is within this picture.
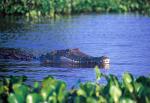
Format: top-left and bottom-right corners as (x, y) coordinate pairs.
(0, 48), (34, 61)
(0, 48), (110, 68)
(40, 48), (110, 68)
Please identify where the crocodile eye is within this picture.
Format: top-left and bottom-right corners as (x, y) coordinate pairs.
(105, 59), (110, 63)
(102, 58), (110, 64)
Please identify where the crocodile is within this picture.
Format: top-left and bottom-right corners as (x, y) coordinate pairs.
(0, 48), (34, 61)
(0, 48), (110, 68)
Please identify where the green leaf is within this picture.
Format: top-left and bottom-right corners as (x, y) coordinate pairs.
(4, 77), (10, 86)
(120, 97), (136, 103)
(48, 92), (57, 103)
(136, 76), (150, 87)
(40, 88), (51, 101)
(77, 89), (87, 97)
(86, 97), (97, 103)
(79, 82), (96, 97)
(94, 66), (102, 82)
(57, 81), (67, 102)
(109, 74), (120, 88)
(123, 72), (133, 83)
(8, 93), (19, 103)
(12, 83), (29, 103)
(145, 96), (150, 103)
(98, 96), (107, 103)
(26, 93), (42, 103)
(109, 85), (122, 103)
(29, 10), (38, 17)
(123, 72), (134, 93)
(33, 82), (39, 89)
(0, 83), (4, 95)
(133, 82), (143, 93)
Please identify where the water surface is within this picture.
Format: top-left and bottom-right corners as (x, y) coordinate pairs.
(0, 14), (150, 88)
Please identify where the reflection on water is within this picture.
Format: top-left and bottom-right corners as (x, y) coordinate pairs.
(0, 14), (150, 88)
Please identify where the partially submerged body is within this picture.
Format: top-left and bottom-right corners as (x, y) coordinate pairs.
(40, 48), (110, 68)
(0, 48), (110, 68)
(0, 48), (34, 61)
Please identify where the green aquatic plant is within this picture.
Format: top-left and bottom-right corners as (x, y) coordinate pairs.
(0, 67), (150, 103)
(0, 0), (150, 17)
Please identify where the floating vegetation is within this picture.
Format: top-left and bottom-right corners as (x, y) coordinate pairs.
(0, 0), (150, 17)
(0, 66), (150, 103)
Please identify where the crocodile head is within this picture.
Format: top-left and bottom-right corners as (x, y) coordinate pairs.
(101, 56), (110, 64)
(100, 56), (110, 69)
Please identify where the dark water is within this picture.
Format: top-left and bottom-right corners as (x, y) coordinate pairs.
(0, 14), (150, 88)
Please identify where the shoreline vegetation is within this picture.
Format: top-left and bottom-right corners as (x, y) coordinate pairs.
(0, 0), (150, 18)
(0, 66), (150, 103)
